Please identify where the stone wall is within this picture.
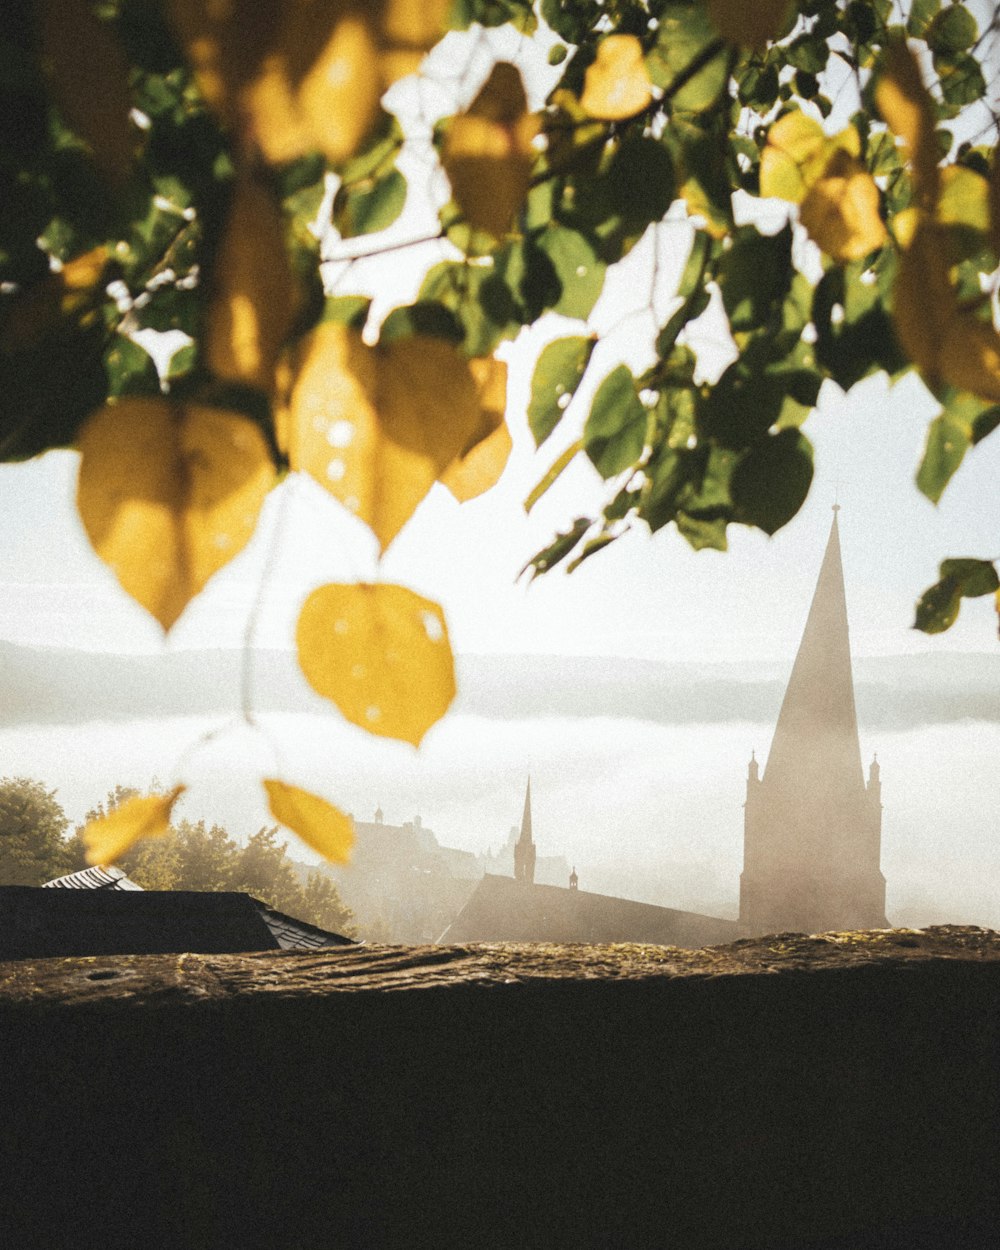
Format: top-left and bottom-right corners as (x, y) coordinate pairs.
(0, 927), (997, 1248)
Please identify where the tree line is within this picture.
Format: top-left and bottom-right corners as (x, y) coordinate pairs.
(0, 776), (355, 937)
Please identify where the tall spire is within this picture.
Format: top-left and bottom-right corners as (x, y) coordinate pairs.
(514, 776), (536, 886)
(740, 508), (887, 936)
(763, 507), (864, 797)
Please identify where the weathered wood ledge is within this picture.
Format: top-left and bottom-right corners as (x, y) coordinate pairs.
(0, 923), (998, 1007)
(1, 926), (998, 1250)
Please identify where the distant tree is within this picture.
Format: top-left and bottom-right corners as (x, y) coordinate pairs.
(298, 870), (356, 936)
(172, 819), (238, 893)
(0, 776), (71, 885)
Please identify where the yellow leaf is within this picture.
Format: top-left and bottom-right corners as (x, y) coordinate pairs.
(205, 172), (296, 390)
(760, 110), (829, 202)
(0, 246), (110, 352)
(39, 0), (136, 185)
(990, 158), (1000, 257)
(580, 35), (653, 121)
(441, 63), (538, 240)
(800, 149), (888, 261)
(77, 398), (276, 631)
(441, 358), (512, 501)
(296, 582), (456, 746)
(894, 222), (1000, 402)
(706, 0), (793, 49)
(83, 786), (185, 867)
(377, 0), (451, 82)
(281, 323), (480, 550)
(263, 779), (355, 864)
(938, 166), (990, 233)
(761, 112), (862, 204)
(165, 1), (280, 134)
(875, 41), (939, 210)
(252, 8), (383, 166)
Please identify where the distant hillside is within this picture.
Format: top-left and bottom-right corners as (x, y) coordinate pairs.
(0, 641), (996, 730)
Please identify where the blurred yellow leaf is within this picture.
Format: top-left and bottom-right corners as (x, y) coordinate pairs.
(760, 111), (831, 202)
(441, 63), (538, 240)
(894, 222), (1000, 402)
(990, 158), (1000, 257)
(296, 582), (456, 745)
(205, 172), (296, 390)
(875, 41), (939, 209)
(168, 0), (446, 166)
(39, 0), (136, 184)
(580, 35), (653, 121)
(281, 323), (480, 549)
(249, 7), (383, 165)
(441, 358), (512, 501)
(937, 166), (989, 232)
(0, 246), (110, 352)
(77, 399), (276, 631)
(706, 0), (793, 49)
(263, 779), (355, 864)
(83, 786), (185, 867)
(800, 149), (888, 261)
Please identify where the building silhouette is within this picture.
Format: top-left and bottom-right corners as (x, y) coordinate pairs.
(739, 508), (888, 936)
(513, 777), (536, 885)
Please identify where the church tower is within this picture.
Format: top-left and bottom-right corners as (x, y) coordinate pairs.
(513, 777), (536, 886)
(739, 508), (888, 936)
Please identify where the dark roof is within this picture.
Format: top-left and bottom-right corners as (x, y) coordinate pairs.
(43, 866), (143, 891)
(256, 904), (354, 950)
(438, 874), (738, 948)
(0, 886), (347, 960)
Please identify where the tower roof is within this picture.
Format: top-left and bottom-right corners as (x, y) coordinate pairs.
(518, 776), (533, 845)
(763, 509), (864, 795)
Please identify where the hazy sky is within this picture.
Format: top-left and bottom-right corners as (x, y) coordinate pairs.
(0, 18), (997, 929)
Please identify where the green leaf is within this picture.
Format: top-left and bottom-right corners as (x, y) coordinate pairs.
(338, 111), (404, 184)
(419, 261), (520, 357)
(916, 413), (970, 503)
(104, 335), (160, 397)
(933, 50), (986, 107)
(584, 366), (647, 478)
(913, 559), (998, 634)
(165, 341), (196, 383)
(926, 4), (977, 53)
(676, 510), (728, 551)
(520, 515), (590, 578)
(566, 531), (619, 572)
(913, 576), (961, 633)
(940, 558), (1000, 598)
(717, 225), (793, 332)
(534, 226), (606, 319)
(333, 169), (407, 238)
(321, 295), (372, 330)
(730, 428), (814, 535)
(379, 301), (463, 345)
(524, 439), (583, 513)
(785, 33), (828, 74)
(528, 336), (596, 447)
(906, 0), (940, 39)
(647, 4), (728, 113)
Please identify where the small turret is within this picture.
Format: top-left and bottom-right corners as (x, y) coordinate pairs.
(569, 866), (578, 891)
(867, 754), (881, 805)
(748, 750), (760, 783)
(374, 805), (384, 825)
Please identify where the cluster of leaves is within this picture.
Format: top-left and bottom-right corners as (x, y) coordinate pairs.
(517, 0), (1000, 634)
(0, 776), (355, 935)
(2, 1), (999, 862)
(71, 786), (355, 935)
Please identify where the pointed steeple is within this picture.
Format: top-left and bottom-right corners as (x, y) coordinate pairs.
(763, 507), (864, 797)
(739, 508), (887, 936)
(513, 776), (536, 886)
(519, 776), (532, 843)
